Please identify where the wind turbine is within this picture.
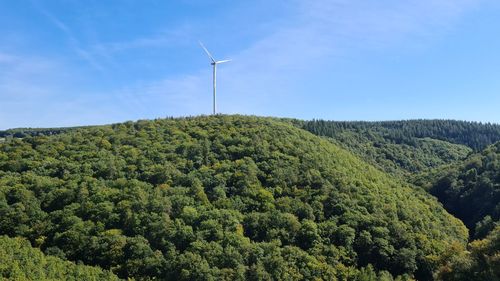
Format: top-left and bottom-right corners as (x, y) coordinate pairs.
(199, 41), (231, 115)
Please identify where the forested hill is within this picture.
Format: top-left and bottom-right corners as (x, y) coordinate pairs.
(0, 115), (468, 280)
(0, 126), (79, 138)
(294, 119), (500, 177)
(301, 119), (500, 151)
(417, 142), (500, 239)
(4, 119), (500, 151)
(4, 119), (497, 178)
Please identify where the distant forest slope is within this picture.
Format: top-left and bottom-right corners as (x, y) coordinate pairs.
(416, 142), (500, 239)
(0, 235), (119, 280)
(0, 126), (85, 138)
(296, 119), (500, 177)
(0, 115), (467, 280)
(310, 129), (471, 177)
(301, 119), (500, 151)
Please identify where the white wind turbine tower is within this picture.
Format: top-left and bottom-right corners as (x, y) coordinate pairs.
(199, 41), (231, 115)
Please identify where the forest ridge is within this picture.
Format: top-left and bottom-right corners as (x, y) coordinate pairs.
(0, 115), (499, 281)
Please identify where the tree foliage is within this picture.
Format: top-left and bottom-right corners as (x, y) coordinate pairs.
(294, 119), (500, 177)
(435, 225), (500, 281)
(0, 116), (471, 280)
(418, 142), (500, 238)
(301, 119), (500, 151)
(0, 235), (119, 280)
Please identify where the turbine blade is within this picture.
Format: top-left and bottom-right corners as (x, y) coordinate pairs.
(216, 59), (231, 64)
(199, 41), (215, 63)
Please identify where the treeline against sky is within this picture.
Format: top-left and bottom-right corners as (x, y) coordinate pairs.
(0, 116), (469, 280)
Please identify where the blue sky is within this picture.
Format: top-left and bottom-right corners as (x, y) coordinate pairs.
(1, 0), (500, 129)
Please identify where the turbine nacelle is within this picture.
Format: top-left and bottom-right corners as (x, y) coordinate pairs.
(200, 41), (231, 65)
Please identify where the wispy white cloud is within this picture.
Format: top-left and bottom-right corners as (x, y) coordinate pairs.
(0, 51), (76, 128)
(0, 52), (65, 100)
(92, 25), (194, 54)
(34, 3), (106, 72)
(136, 0), (485, 116)
(296, 0), (482, 49)
(0, 48), (205, 129)
(0, 0), (489, 129)
(105, 74), (210, 117)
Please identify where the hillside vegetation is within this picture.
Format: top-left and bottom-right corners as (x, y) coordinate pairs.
(5, 119), (498, 179)
(0, 127), (79, 138)
(416, 142), (500, 239)
(0, 115), (468, 280)
(298, 120), (500, 177)
(0, 235), (119, 280)
(302, 119), (500, 151)
(435, 225), (500, 280)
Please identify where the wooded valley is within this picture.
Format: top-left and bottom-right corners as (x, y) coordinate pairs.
(0, 116), (498, 280)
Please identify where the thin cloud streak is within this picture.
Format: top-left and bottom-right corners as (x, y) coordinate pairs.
(137, 0), (485, 116)
(0, 0), (490, 129)
(91, 25), (194, 54)
(0, 51), (80, 129)
(34, 3), (106, 72)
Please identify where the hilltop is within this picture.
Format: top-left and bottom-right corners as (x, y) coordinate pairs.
(7, 118), (500, 179)
(0, 115), (468, 280)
